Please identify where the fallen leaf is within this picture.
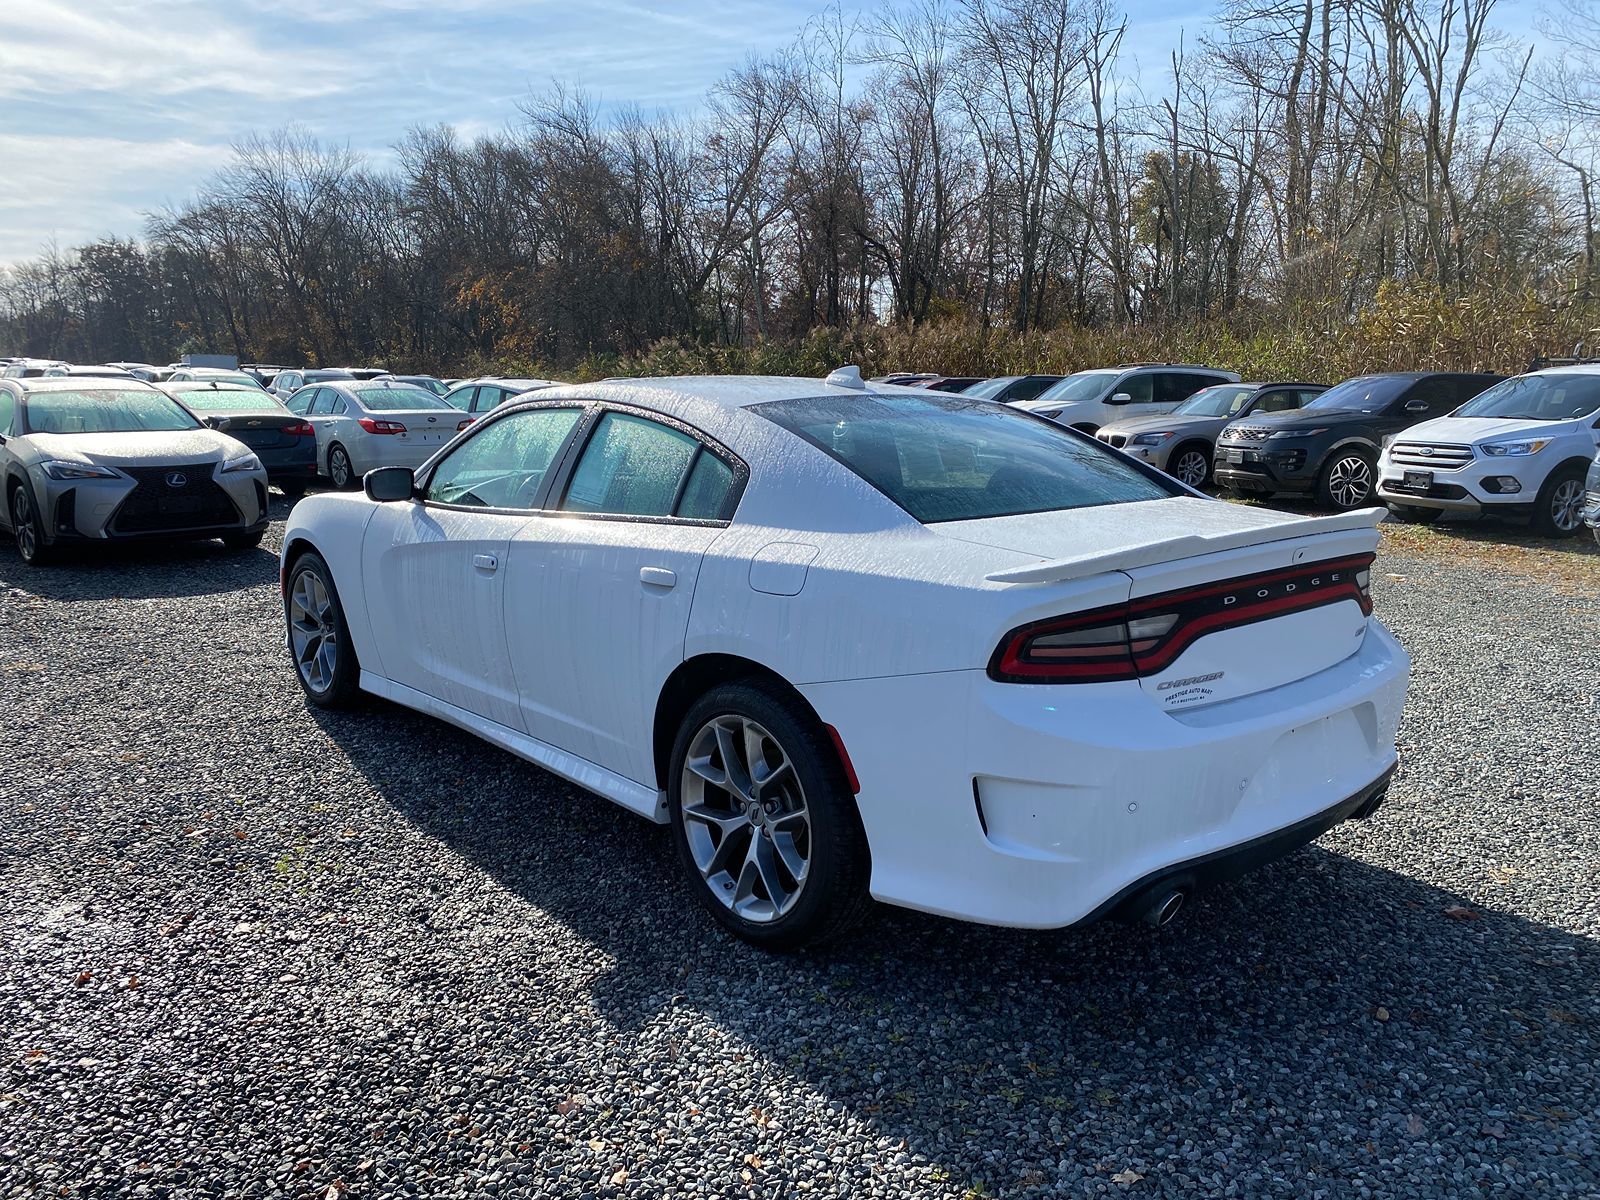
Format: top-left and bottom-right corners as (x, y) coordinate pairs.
(234, 830), (247, 841)
(1374, 1006), (1390, 1022)
(740, 1169), (753, 1184)
(1444, 904), (1481, 921)
(323, 1182), (344, 1200)
(588, 1139), (606, 1152)
(742, 1154), (763, 1169)
(126, 976), (140, 990)
(1111, 1168), (1143, 1186)
(74, 971), (92, 987)
(611, 1168), (629, 1186)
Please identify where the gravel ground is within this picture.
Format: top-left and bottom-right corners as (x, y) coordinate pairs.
(2, 502), (1597, 1199)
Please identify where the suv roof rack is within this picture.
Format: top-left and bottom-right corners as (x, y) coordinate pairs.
(1112, 362), (1223, 370)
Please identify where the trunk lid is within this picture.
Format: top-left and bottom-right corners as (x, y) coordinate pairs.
(387, 410), (459, 446)
(942, 497), (1381, 709)
(213, 412), (310, 450)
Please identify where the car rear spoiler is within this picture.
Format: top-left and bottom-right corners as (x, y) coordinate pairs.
(984, 507), (1387, 585)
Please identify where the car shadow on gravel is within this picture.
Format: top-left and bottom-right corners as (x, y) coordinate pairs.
(314, 699), (1600, 1193)
(0, 539), (278, 600)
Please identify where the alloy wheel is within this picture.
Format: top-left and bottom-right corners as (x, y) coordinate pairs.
(1173, 449), (1209, 487)
(1550, 479), (1584, 533)
(1328, 455), (1373, 508)
(680, 715), (812, 923)
(288, 569), (338, 693)
(330, 448), (351, 489)
(12, 489), (36, 562)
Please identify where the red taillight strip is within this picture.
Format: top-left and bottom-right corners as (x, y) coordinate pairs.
(989, 553), (1375, 685)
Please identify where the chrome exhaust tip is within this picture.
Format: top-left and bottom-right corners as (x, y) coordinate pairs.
(1143, 889), (1186, 928)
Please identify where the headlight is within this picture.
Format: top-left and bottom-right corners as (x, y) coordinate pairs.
(1481, 438), (1550, 457)
(222, 452), (263, 474)
(1130, 431), (1174, 446)
(41, 460), (121, 481)
(1266, 428), (1326, 439)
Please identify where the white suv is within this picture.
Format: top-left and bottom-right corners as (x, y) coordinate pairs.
(1376, 366), (1600, 537)
(1014, 364), (1240, 433)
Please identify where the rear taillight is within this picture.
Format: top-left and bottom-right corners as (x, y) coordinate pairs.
(358, 417), (406, 435)
(457, 418), (474, 431)
(989, 554), (1375, 684)
(284, 422), (314, 437)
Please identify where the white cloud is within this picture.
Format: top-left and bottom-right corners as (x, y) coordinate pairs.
(0, 0), (343, 99)
(0, 134), (227, 264)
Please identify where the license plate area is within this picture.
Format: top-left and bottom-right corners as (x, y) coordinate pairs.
(1402, 469), (1433, 490)
(1223, 449), (1245, 464)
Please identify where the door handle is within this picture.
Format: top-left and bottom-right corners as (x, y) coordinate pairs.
(639, 566), (676, 589)
(473, 553), (499, 573)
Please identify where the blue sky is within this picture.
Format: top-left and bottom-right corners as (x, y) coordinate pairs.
(0, 0), (1548, 267)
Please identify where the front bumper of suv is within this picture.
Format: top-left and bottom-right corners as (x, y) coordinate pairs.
(1375, 450), (1549, 515)
(1212, 438), (1321, 494)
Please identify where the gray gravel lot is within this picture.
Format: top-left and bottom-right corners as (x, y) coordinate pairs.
(3, 503), (1598, 1199)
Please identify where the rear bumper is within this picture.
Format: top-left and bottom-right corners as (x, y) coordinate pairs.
(349, 436), (450, 476)
(1082, 765), (1393, 923)
(801, 621), (1409, 929)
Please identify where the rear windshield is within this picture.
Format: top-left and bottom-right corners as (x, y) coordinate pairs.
(172, 388), (283, 413)
(25, 390), (199, 434)
(1303, 375), (1410, 413)
(1453, 373), (1600, 421)
(353, 385), (454, 412)
(757, 393), (1175, 524)
(961, 377), (1017, 400)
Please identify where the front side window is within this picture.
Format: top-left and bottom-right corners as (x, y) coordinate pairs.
(425, 407), (583, 508)
(758, 393), (1175, 524)
(444, 385), (477, 412)
(561, 412), (702, 518)
(1452, 373), (1600, 421)
(23, 390), (200, 435)
(473, 388), (505, 413)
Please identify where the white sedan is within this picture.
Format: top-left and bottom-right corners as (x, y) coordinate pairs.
(285, 379), (469, 489)
(280, 369), (1410, 948)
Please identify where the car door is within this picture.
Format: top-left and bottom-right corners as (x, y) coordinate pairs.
(473, 386), (508, 414)
(0, 390), (17, 527)
(1113, 372), (1161, 418)
(504, 408), (743, 786)
(360, 404), (589, 728)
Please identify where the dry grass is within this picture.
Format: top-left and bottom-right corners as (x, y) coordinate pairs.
(1378, 521), (1600, 597)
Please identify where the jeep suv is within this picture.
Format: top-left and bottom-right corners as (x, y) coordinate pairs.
(1376, 366), (1600, 536)
(1214, 372), (1501, 511)
(1014, 364), (1240, 433)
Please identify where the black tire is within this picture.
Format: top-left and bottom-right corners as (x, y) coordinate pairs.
(1315, 447), (1377, 511)
(667, 680), (870, 950)
(1530, 465), (1587, 538)
(222, 530), (265, 551)
(277, 479), (309, 498)
(1385, 504), (1442, 525)
(1167, 441), (1213, 489)
(327, 443), (356, 491)
(283, 550), (362, 708)
(9, 480), (54, 566)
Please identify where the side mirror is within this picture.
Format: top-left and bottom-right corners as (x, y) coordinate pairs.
(1107, 392), (1133, 406)
(1404, 399), (1430, 413)
(202, 415), (226, 430)
(364, 465), (415, 502)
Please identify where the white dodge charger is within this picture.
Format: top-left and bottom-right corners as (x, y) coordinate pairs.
(280, 369), (1410, 948)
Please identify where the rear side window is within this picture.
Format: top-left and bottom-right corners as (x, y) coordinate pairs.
(757, 393), (1175, 524)
(562, 412), (701, 518)
(310, 390), (336, 416)
(0, 392), (14, 435)
(676, 451), (736, 519)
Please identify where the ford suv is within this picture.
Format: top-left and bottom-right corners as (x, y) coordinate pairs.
(1214, 372), (1501, 511)
(1375, 366), (1600, 537)
(1014, 364), (1240, 433)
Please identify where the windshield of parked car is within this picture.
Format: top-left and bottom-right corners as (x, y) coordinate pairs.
(25, 390), (200, 434)
(169, 387), (283, 413)
(1032, 370), (1121, 405)
(353, 384), (455, 411)
(758, 393), (1175, 523)
(401, 377), (448, 395)
(961, 377), (1017, 400)
(1451, 373), (1600, 421)
(1302, 375), (1410, 413)
(1171, 385), (1256, 417)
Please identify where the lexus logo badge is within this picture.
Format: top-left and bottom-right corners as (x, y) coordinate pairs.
(165, 471), (187, 488)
